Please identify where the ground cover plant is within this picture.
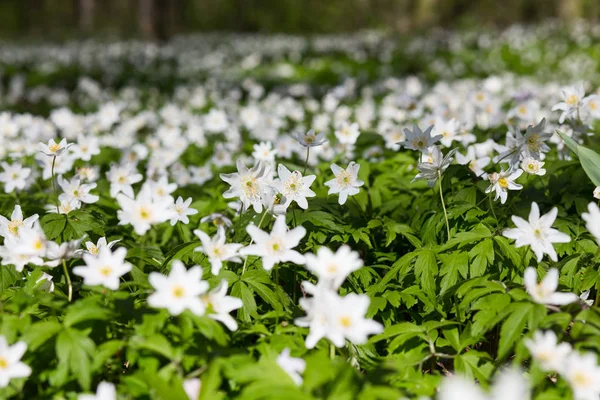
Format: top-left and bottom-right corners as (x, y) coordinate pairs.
(1, 22), (600, 399)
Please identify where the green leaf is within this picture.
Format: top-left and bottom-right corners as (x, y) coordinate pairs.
(40, 213), (67, 240)
(56, 328), (95, 390)
(21, 321), (63, 351)
(497, 302), (534, 360)
(579, 146), (600, 186)
(414, 249), (437, 301)
(63, 299), (112, 327)
(0, 265), (20, 294)
(469, 239), (494, 278)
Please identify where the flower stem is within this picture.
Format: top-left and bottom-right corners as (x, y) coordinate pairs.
(62, 259), (72, 302)
(330, 343), (335, 360)
(51, 155), (59, 213)
(241, 210), (268, 275)
(303, 147), (310, 175)
(437, 170), (451, 240)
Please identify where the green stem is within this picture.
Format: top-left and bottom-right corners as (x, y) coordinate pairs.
(241, 211), (268, 275)
(62, 259), (72, 302)
(488, 194), (497, 221)
(330, 343), (335, 360)
(303, 147), (310, 175)
(51, 156), (59, 213)
(437, 170), (451, 240)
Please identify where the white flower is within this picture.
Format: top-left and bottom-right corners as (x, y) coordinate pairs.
(292, 129), (327, 147)
(524, 330), (572, 371)
(334, 122), (360, 145)
(594, 187), (600, 200)
(276, 348), (306, 386)
(117, 185), (174, 236)
(239, 215), (306, 271)
(71, 134), (100, 162)
(170, 196), (198, 226)
(194, 228), (242, 275)
(274, 164), (316, 210)
(44, 236), (86, 267)
(485, 168), (523, 204)
(399, 124), (442, 153)
(39, 138), (72, 157)
(296, 283), (383, 348)
(73, 247), (132, 290)
(220, 160), (269, 213)
(58, 176), (99, 205)
(106, 164), (143, 198)
(148, 260), (209, 316)
(455, 148), (490, 177)
(304, 245), (363, 290)
(78, 381), (117, 400)
(582, 202), (600, 246)
(413, 147), (456, 187)
(520, 157), (546, 176)
(552, 83), (586, 123)
(439, 369), (530, 400)
(0, 205), (39, 239)
(80, 237), (121, 257)
(252, 141), (277, 165)
(0, 162), (31, 193)
(183, 378), (201, 400)
(0, 335), (31, 388)
(503, 202), (571, 262)
(45, 199), (80, 215)
(523, 267), (578, 306)
(324, 161), (364, 205)
(201, 280), (243, 331)
(562, 352), (600, 400)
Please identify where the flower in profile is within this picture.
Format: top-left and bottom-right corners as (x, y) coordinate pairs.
(78, 381), (117, 400)
(0, 335), (31, 388)
(276, 348), (306, 386)
(220, 160), (269, 213)
(201, 280), (243, 331)
(594, 187), (600, 200)
(412, 147), (456, 187)
(292, 129), (327, 147)
(147, 260), (209, 316)
(582, 202), (600, 246)
(304, 245), (363, 290)
(240, 215), (306, 271)
(73, 247), (132, 290)
(398, 124), (442, 153)
(200, 213), (232, 229)
(523, 267), (578, 306)
(79, 237), (121, 257)
(194, 228), (242, 275)
(524, 330), (572, 372)
(485, 168), (523, 204)
(39, 138), (72, 157)
(274, 164), (316, 210)
(503, 202), (571, 262)
(324, 161), (364, 205)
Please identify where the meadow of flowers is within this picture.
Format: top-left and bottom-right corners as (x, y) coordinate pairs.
(1, 22), (600, 399)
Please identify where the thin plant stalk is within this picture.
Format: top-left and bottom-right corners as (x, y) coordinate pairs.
(51, 155), (59, 213)
(303, 147), (310, 175)
(330, 343), (335, 360)
(241, 210), (268, 275)
(437, 170), (451, 240)
(62, 259), (72, 302)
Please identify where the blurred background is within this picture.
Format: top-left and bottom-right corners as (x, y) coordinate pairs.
(0, 0), (599, 40)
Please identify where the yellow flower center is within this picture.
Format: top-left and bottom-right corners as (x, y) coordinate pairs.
(34, 238), (44, 251)
(498, 178), (508, 188)
(339, 316), (352, 328)
(572, 371), (591, 388)
(566, 94), (579, 106)
(0, 356), (7, 369)
(90, 245), (99, 255)
(99, 266), (112, 276)
(8, 220), (23, 236)
(139, 206), (152, 220)
(327, 264), (338, 273)
(49, 143), (61, 153)
(172, 285), (185, 298)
